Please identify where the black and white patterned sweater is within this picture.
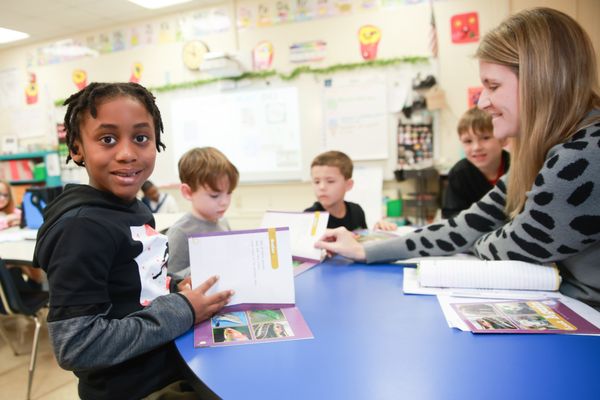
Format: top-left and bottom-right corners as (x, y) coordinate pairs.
(365, 122), (600, 309)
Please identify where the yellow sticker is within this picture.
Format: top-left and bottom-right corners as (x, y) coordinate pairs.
(311, 212), (320, 236)
(268, 228), (279, 269)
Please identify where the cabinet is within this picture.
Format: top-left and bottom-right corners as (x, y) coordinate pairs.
(0, 150), (62, 204)
(393, 167), (439, 226)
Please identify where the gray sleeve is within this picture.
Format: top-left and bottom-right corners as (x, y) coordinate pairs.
(364, 177), (508, 263)
(48, 293), (194, 371)
(167, 225), (190, 275)
(471, 132), (600, 263)
(365, 125), (600, 264)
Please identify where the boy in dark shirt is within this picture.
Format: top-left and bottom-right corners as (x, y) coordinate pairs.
(33, 82), (232, 400)
(304, 151), (368, 231)
(442, 107), (510, 219)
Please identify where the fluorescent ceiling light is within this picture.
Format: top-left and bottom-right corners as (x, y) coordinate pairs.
(127, 0), (192, 9)
(0, 27), (29, 44)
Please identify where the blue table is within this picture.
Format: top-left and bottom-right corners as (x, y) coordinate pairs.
(175, 258), (600, 400)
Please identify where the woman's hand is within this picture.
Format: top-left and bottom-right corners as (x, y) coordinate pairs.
(314, 227), (366, 261)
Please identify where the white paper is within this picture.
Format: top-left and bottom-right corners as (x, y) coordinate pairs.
(322, 81), (388, 160)
(344, 166), (383, 229)
(404, 268), (561, 300)
(189, 228), (295, 306)
(0, 228), (38, 243)
(418, 259), (561, 291)
(260, 211), (329, 262)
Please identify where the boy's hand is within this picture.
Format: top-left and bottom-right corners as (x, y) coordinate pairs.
(177, 276), (192, 292)
(314, 227), (366, 261)
(180, 276), (234, 324)
(373, 219), (397, 231)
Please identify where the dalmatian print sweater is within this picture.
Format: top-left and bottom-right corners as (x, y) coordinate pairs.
(365, 121), (600, 309)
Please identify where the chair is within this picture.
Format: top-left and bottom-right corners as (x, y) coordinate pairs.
(0, 259), (49, 400)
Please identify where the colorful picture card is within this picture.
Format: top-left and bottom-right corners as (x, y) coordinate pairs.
(452, 299), (600, 334)
(194, 306), (313, 347)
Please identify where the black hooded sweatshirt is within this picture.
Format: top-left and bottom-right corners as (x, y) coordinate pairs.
(33, 184), (194, 400)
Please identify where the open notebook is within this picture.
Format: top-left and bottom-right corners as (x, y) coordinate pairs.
(402, 255), (562, 299)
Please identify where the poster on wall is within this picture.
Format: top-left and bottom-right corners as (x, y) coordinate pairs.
(289, 40), (326, 63)
(358, 25), (381, 60)
(468, 86), (482, 108)
(25, 73), (38, 105)
(322, 79), (388, 160)
(451, 12), (479, 44)
(130, 62), (143, 83)
(72, 69), (88, 90)
(253, 41), (274, 70)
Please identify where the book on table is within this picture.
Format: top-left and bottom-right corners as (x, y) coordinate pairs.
(189, 227), (313, 347)
(400, 256), (600, 334)
(402, 256), (562, 299)
(260, 210), (329, 276)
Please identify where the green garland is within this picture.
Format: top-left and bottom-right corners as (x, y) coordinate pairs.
(53, 56), (428, 106)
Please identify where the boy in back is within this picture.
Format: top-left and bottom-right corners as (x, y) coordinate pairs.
(304, 150), (368, 231)
(442, 107), (510, 219)
(167, 147), (239, 277)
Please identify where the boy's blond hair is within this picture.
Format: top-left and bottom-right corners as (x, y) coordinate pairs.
(457, 107), (493, 138)
(178, 147), (239, 192)
(311, 151), (353, 180)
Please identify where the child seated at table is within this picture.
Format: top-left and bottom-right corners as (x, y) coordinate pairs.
(442, 107), (510, 219)
(304, 150), (395, 231)
(0, 179), (21, 230)
(140, 180), (180, 213)
(167, 147), (239, 277)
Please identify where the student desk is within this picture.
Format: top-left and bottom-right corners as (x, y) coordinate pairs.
(175, 258), (600, 400)
(0, 212), (185, 262)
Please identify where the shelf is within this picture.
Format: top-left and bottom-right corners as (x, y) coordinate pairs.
(9, 179), (46, 185)
(0, 150), (56, 161)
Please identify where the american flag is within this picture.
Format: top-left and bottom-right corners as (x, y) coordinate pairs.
(429, 1), (439, 58)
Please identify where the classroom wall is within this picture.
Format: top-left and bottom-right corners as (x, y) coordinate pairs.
(1, 0), (598, 229)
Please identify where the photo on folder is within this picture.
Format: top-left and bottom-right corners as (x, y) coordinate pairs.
(451, 299), (600, 335)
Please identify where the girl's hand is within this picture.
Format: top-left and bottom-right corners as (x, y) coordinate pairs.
(314, 227), (366, 261)
(180, 275), (234, 324)
(7, 214), (20, 227)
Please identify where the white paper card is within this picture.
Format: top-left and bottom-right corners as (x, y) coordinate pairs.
(189, 228), (295, 306)
(260, 211), (329, 261)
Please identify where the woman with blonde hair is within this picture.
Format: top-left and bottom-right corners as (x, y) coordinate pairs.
(315, 8), (600, 309)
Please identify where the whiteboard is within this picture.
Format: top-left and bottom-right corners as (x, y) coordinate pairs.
(169, 86), (302, 182)
(149, 64), (433, 187)
(322, 79), (388, 160)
